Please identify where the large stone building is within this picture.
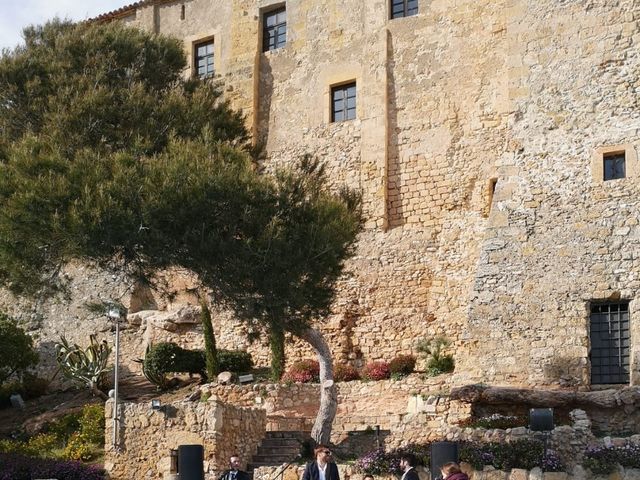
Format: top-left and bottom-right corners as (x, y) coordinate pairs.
(3, 0), (639, 390)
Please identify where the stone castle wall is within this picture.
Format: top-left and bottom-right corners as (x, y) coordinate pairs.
(2, 0), (639, 390)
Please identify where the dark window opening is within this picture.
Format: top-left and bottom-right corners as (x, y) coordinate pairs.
(590, 301), (630, 385)
(180, 5), (185, 20)
(195, 41), (214, 78)
(391, 0), (418, 19)
(331, 83), (356, 122)
(263, 8), (287, 52)
(485, 178), (498, 217)
(603, 152), (626, 181)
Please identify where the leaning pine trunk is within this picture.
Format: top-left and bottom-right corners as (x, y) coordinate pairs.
(296, 326), (337, 445)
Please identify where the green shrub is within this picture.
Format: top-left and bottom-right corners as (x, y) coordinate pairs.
(0, 313), (39, 385)
(63, 432), (94, 461)
(21, 373), (49, 399)
(143, 342), (206, 378)
(0, 403), (103, 464)
(334, 363), (360, 382)
(0, 433), (59, 458)
(142, 343), (254, 388)
(417, 337), (455, 376)
(389, 354), (416, 376)
(0, 374), (48, 408)
(0, 380), (22, 407)
(79, 404), (105, 445)
(47, 412), (81, 442)
(218, 349), (254, 373)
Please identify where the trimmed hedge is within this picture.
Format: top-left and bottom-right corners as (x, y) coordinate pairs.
(143, 343), (254, 386)
(218, 349), (254, 373)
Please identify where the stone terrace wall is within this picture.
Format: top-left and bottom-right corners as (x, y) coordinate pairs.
(201, 374), (472, 452)
(104, 399), (266, 480)
(254, 464), (640, 480)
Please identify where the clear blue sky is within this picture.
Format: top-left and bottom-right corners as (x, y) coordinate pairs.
(0, 0), (130, 51)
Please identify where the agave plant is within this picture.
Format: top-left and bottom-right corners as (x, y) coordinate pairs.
(55, 335), (112, 399)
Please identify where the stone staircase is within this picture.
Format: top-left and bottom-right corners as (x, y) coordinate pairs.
(248, 430), (309, 471)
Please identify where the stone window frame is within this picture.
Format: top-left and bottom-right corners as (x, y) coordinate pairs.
(390, 0), (418, 19)
(184, 32), (220, 80)
(194, 39), (215, 78)
(330, 82), (357, 123)
(261, 4), (287, 53)
(591, 144), (638, 183)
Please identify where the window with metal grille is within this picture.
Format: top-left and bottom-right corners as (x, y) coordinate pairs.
(195, 41), (214, 78)
(391, 0), (418, 19)
(331, 83), (356, 122)
(590, 302), (630, 384)
(263, 8), (286, 52)
(603, 152), (626, 181)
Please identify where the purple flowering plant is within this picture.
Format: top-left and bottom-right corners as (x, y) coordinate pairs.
(0, 453), (105, 480)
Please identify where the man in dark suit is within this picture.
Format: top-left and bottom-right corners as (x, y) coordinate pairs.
(218, 454), (251, 480)
(302, 445), (340, 480)
(399, 453), (420, 480)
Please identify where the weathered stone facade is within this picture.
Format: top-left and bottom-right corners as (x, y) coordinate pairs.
(200, 373), (470, 450)
(3, 0), (640, 391)
(104, 399), (266, 479)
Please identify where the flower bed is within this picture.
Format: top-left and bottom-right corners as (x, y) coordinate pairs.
(0, 453), (105, 480)
(355, 440), (565, 475)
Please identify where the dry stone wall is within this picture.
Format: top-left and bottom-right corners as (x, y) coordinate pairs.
(200, 373), (471, 451)
(104, 399), (266, 480)
(2, 0), (639, 392)
(255, 465), (640, 480)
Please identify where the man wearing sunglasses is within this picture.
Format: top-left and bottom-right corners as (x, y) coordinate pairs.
(302, 445), (340, 480)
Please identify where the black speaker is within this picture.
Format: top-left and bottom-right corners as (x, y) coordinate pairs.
(529, 408), (554, 432)
(178, 444), (204, 480)
(430, 441), (459, 480)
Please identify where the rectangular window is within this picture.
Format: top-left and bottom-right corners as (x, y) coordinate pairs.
(603, 152), (626, 181)
(331, 83), (356, 122)
(263, 7), (287, 52)
(195, 41), (214, 78)
(590, 302), (630, 385)
(391, 0), (418, 19)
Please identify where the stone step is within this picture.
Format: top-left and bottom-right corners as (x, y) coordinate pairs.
(265, 430), (309, 439)
(259, 438), (303, 447)
(257, 445), (301, 456)
(250, 430), (310, 468)
(250, 454), (298, 464)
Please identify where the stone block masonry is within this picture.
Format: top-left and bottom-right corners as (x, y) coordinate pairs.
(104, 399), (266, 480)
(2, 0), (639, 391)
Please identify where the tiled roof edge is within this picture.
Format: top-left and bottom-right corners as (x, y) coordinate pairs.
(89, 1), (147, 22)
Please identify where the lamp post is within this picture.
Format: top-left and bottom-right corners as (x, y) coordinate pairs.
(107, 306), (122, 449)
